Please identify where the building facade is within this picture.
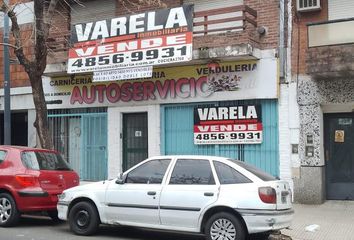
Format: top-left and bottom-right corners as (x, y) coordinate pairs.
(1, 0), (297, 192)
(291, 0), (354, 203)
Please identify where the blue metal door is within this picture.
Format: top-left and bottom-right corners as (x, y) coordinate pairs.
(49, 110), (108, 181)
(82, 113), (108, 180)
(161, 100), (279, 177)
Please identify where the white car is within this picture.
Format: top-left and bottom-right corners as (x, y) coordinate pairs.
(57, 155), (293, 240)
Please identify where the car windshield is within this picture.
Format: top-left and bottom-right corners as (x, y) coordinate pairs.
(227, 159), (277, 181)
(21, 151), (72, 171)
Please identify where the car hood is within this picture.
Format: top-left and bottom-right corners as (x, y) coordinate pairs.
(65, 179), (113, 193)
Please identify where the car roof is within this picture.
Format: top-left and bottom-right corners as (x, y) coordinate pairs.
(149, 155), (235, 161)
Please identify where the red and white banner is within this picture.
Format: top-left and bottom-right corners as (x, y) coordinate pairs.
(194, 105), (263, 145)
(68, 5), (194, 74)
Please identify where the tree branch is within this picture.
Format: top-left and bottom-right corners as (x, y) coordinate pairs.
(44, 0), (59, 38)
(0, 42), (20, 49)
(0, 1), (32, 71)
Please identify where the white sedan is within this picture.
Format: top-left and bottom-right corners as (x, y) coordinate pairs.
(57, 155), (293, 240)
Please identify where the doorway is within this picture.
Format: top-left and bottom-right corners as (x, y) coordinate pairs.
(0, 112), (28, 146)
(122, 113), (148, 171)
(325, 113), (354, 200)
(48, 110), (108, 181)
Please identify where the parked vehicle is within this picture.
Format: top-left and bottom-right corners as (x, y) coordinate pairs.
(58, 155), (293, 240)
(0, 145), (79, 226)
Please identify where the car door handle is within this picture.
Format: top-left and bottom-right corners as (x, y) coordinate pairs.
(147, 191), (156, 196)
(204, 192), (214, 196)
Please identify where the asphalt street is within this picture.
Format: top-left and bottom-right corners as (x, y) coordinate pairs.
(0, 215), (204, 240)
(0, 215), (270, 240)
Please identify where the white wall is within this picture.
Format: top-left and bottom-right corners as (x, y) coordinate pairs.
(107, 105), (161, 178)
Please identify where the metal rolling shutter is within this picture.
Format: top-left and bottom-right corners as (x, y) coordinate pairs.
(161, 99), (280, 177)
(328, 0), (354, 20)
(71, 0), (116, 25)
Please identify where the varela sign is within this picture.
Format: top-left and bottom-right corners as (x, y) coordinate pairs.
(68, 4), (194, 73)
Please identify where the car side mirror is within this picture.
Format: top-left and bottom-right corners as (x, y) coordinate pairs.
(115, 172), (125, 184)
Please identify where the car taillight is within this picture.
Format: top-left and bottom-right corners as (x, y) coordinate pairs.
(15, 175), (38, 187)
(258, 187), (276, 204)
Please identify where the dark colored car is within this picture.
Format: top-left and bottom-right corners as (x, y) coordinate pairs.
(0, 145), (79, 226)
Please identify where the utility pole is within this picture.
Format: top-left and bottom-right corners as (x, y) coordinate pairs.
(3, 0), (11, 145)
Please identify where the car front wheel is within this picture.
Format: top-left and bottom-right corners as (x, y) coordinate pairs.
(0, 193), (20, 227)
(205, 212), (246, 240)
(68, 201), (99, 235)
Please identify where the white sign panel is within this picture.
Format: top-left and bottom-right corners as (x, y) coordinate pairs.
(193, 105), (263, 145)
(43, 59), (278, 109)
(68, 5), (194, 74)
(93, 66), (153, 82)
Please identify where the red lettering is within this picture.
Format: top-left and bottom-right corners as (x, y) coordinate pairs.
(196, 76), (211, 97)
(95, 85), (106, 103)
(106, 83), (120, 103)
(156, 80), (170, 99)
(132, 82), (143, 101)
(82, 86), (95, 104)
(121, 82), (132, 102)
(176, 78), (190, 98)
(70, 86), (83, 104)
(143, 81), (156, 100)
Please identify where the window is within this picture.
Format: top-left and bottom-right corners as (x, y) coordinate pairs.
(0, 151), (6, 164)
(227, 159), (277, 181)
(214, 161), (252, 184)
(126, 159), (171, 184)
(21, 151), (72, 171)
(169, 159), (215, 185)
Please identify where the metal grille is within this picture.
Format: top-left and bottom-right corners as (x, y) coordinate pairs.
(48, 108), (108, 181)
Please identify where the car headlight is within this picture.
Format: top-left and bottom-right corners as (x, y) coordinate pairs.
(58, 193), (66, 200)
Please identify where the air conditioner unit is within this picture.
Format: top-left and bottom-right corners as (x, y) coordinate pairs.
(297, 0), (321, 12)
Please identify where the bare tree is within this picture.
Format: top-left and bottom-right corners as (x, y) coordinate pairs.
(0, 0), (58, 149)
(0, 0), (164, 150)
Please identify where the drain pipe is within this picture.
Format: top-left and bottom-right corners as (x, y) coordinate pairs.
(279, 0), (286, 82)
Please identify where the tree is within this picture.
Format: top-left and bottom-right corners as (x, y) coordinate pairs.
(0, 0), (164, 150)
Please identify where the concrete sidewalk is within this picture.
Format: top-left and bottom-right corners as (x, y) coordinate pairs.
(281, 201), (354, 240)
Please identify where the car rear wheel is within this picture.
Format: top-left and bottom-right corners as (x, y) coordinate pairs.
(0, 193), (20, 227)
(205, 212), (246, 240)
(69, 201), (99, 235)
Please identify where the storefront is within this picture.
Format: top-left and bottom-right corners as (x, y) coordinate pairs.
(43, 57), (280, 181)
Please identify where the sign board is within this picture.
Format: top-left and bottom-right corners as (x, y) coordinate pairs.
(193, 105), (263, 145)
(93, 66), (153, 82)
(68, 4), (194, 73)
(335, 130), (345, 143)
(43, 59), (278, 109)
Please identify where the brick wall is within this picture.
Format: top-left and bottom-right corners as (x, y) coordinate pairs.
(194, 0), (280, 50)
(307, 44), (354, 79)
(47, 2), (70, 65)
(246, 0), (280, 49)
(0, 23), (34, 87)
(116, 0), (182, 15)
(291, 0), (328, 76)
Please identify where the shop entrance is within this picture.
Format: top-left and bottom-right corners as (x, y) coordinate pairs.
(122, 113), (148, 171)
(325, 113), (354, 200)
(48, 109), (108, 181)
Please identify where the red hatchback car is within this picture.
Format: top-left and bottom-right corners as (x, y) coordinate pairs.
(0, 146), (79, 226)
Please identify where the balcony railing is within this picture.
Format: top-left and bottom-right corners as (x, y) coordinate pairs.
(308, 18), (354, 47)
(193, 5), (257, 36)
